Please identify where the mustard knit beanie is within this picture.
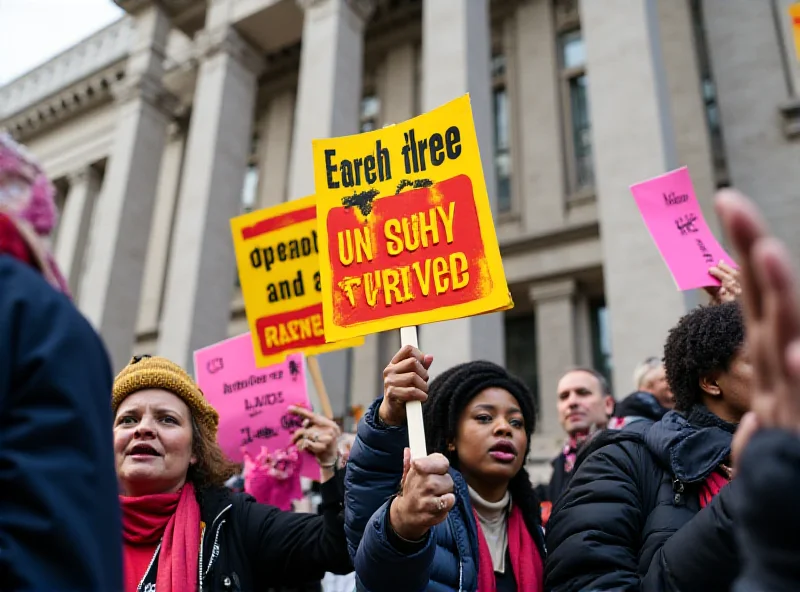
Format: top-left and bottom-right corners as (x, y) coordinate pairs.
(112, 355), (219, 437)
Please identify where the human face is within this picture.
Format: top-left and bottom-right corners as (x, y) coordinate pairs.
(557, 370), (613, 436)
(114, 389), (196, 497)
(0, 172), (30, 214)
(702, 347), (753, 424)
(453, 388), (528, 502)
(642, 365), (674, 409)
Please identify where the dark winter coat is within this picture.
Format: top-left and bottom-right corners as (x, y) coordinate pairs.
(734, 429), (800, 592)
(535, 452), (570, 504)
(345, 399), (546, 592)
(166, 479), (351, 592)
(545, 407), (740, 592)
(613, 391), (670, 424)
(0, 255), (122, 590)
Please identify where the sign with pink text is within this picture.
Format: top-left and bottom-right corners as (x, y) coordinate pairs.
(193, 333), (319, 480)
(630, 166), (735, 290)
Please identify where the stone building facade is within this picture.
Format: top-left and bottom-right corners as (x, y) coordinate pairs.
(2, 0), (799, 474)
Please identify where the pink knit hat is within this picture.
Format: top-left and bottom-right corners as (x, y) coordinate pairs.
(0, 132), (70, 295)
(0, 133), (58, 236)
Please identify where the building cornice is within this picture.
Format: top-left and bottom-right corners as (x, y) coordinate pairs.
(2, 62), (127, 141)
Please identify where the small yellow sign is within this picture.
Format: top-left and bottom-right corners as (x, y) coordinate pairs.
(312, 94), (513, 343)
(231, 196), (363, 368)
(791, 3), (800, 61)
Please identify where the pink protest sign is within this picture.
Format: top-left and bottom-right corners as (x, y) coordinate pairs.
(630, 166), (735, 290)
(193, 333), (320, 480)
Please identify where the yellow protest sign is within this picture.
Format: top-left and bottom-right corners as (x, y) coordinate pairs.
(791, 3), (800, 61)
(231, 195), (363, 367)
(312, 94), (513, 343)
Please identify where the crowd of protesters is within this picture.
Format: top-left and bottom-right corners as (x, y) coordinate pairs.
(3, 127), (800, 592)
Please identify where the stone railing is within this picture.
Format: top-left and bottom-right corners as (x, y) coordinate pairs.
(0, 17), (134, 120)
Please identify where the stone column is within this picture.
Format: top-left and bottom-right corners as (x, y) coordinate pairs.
(288, 0), (375, 414)
(136, 125), (186, 336)
(527, 280), (578, 480)
(418, 0), (504, 374)
(78, 3), (173, 371)
(530, 280), (577, 440)
(158, 26), (263, 369)
(288, 0), (375, 199)
(579, 0), (687, 391)
(55, 165), (100, 297)
(378, 43), (416, 124)
(255, 90), (296, 209)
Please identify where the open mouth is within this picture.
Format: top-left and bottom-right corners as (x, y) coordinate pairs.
(488, 440), (518, 463)
(128, 443), (161, 457)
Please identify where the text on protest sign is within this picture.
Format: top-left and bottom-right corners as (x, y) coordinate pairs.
(630, 166), (736, 291)
(312, 94), (512, 342)
(231, 195), (363, 368)
(193, 333), (319, 479)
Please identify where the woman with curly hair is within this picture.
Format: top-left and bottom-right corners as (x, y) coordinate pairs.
(113, 355), (352, 592)
(345, 346), (545, 591)
(545, 300), (750, 592)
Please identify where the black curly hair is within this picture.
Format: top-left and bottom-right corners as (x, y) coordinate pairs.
(422, 360), (541, 533)
(663, 301), (745, 413)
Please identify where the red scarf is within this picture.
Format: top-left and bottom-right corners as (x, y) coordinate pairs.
(699, 469), (731, 508)
(0, 212), (34, 267)
(0, 210), (70, 295)
(120, 483), (201, 592)
(474, 504), (544, 592)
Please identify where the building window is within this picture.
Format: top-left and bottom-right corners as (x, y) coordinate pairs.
(492, 50), (512, 214)
(235, 163), (259, 289)
(504, 312), (539, 409)
(241, 164), (258, 214)
(589, 298), (613, 391)
(360, 94), (380, 133)
(558, 24), (594, 196)
(690, 0), (728, 186)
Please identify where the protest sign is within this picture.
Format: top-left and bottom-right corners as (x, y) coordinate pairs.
(791, 3), (800, 61)
(312, 94), (512, 343)
(194, 333), (320, 480)
(631, 166), (735, 291)
(231, 195), (363, 368)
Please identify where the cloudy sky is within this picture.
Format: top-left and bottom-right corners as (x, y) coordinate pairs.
(0, 0), (123, 85)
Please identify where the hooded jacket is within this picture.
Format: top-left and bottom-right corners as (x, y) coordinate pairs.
(345, 399), (546, 592)
(611, 391), (670, 426)
(545, 407), (740, 592)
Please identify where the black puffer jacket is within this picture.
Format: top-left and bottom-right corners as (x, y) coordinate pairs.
(138, 478), (352, 592)
(545, 407), (740, 592)
(734, 429), (800, 592)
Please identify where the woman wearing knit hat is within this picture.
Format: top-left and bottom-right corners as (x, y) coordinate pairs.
(112, 355), (352, 592)
(0, 133), (122, 590)
(345, 347), (546, 592)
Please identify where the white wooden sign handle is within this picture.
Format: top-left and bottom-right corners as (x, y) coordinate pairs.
(400, 326), (427, 459)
